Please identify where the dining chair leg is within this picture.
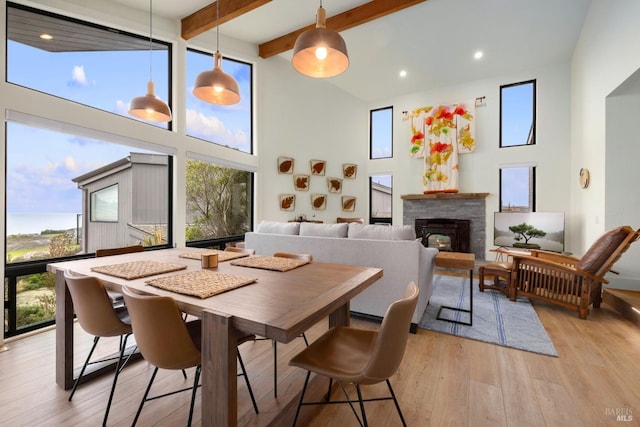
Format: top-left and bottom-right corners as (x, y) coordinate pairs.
(103, 334), (129, 426)
(386, 379), (407, 427)
(292, 371), (311, 427)
(132, 366), (159, 427)
(187, 366), (201, 427)
(69, 336), (100, 401)
(355, 384), (368, 427)
(272, 340), (278, 398)
(237, 349), (259, 414)
(339, 381), (364, 427)
(327, 378), (333, 402)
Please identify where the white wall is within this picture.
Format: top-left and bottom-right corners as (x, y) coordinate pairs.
(255, 56), (368, 224)
(368, 62), (572, 260)
(571, 0), (640, 290)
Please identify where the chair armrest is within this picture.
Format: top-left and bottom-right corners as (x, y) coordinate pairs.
(528, 249), (580, 266)
(511, 254), (609, 285)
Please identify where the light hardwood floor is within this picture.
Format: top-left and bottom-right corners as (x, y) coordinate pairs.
(1, 295), (639, 426)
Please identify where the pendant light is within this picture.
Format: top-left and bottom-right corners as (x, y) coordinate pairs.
(291, 1), (349, 78)
(192, 0), (240, 105)
(129, 0), (172, 122)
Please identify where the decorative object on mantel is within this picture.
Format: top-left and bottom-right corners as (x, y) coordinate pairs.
(311, 193), (327, 210)
(342, 163), (357, 179)
(294, 174), (310, 191)
(407, 101), (475, 158)
(310, 159), (326, 176)
(278, 156), (294, 174)
(280, 194), (295, 211)
(327, 177), (342, 193)
(341, 196), (356, 212)
(406, 102), (475, 194)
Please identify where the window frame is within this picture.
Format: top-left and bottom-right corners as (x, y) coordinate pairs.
(499, 79), (536, 148)
(369, 106), (393, 159)
(369, 175), (393, 224)
(185, 47), (254, 154)
(499, 165), (536, 212)
(90, 184), (119, 223)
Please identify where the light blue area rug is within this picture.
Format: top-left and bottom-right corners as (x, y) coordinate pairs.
(419, 275), (558, 357)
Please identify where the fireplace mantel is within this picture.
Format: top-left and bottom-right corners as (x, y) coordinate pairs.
(401, 193), (489, 200)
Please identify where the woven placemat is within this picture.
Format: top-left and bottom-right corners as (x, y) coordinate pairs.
(91, 260), (187, 280)
(145, 270), (257, 299)
(179, 249), (249, 262)
(230, 256), (309, 272)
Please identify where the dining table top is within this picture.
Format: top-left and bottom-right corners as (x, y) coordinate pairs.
(48, 247), (383, 343)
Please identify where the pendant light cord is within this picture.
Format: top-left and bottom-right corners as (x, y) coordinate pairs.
(216, 0), (220, 53)
(148, 0), (153, 81)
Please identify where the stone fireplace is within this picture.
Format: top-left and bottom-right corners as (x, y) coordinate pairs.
(402, 193), (489, 261)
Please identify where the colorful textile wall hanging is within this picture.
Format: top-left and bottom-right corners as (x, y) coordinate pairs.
(408, 101), (475, 193)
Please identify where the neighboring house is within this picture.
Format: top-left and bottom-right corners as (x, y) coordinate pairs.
(72, 153), (169, 254)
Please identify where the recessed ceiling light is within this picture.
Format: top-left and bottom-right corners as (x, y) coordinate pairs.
(399, 70), (407, 78)
(40, 33), (53, 40)
(474, 50), (483, 60)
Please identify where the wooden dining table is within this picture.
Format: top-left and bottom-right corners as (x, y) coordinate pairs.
(47, 247), (383, 426)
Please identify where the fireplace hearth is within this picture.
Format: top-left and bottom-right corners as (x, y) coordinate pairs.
(416, 218), (471, 253)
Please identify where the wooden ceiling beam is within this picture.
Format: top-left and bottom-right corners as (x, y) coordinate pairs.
(258, 0), (426, 59)
(181, 0), (272, 41)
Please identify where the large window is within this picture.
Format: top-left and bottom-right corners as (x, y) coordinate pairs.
(500, 80), (536, 147)
(6, 2), (172, 129)
(370, 106), (393, 159)
(500, 166), (536, 212)
(185, 159), (253, 244)
(370, 175), (392, 224)
(4, 121), (172, 336)
(186, 49), (253, 153)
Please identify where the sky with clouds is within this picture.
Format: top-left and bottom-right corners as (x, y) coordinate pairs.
(5, 40), (252, 221)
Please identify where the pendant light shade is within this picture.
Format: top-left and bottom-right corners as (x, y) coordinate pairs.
(129, 0), (171, 122)
(292, 4), (349, 78)
(129, 81), (172, 122)
(192, 0), (240, 105)
(193, 52), (241, 105)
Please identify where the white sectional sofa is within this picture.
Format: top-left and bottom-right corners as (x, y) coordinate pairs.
(244, 221), (438, 330)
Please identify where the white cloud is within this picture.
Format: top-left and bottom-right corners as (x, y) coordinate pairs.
(71, 65), (88, 86)
(185, 109), (249, 149)
(64, 156), (77, 171)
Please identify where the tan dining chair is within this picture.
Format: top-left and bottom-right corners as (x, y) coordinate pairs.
(289, 281), (419, 427)
(224, 246), (256, 255)
(64, 271), (134, 427)
(121, 286), (258, 426)
(264, 252), (313, 398)
(95, 244), (144, 307)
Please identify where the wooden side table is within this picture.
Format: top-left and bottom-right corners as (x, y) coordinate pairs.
(479, 262), (512, 298)
(435, 252), (475, 326)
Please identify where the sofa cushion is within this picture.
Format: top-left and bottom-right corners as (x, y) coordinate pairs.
(256, 221), (300, 235)
(347, 223), (416, 241)
(300, 222), (348, 238)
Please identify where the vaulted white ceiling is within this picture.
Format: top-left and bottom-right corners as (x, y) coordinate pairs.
(111, 0), (592, 102)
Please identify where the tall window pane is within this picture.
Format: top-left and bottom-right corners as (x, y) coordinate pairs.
(186, 49), (253, 153)
(370, 107), (393, 159)
(370, 175), (392, 224)
(5, 121), (172, 334)
(500, 80), (536, 147)
(500, 166), (536, 212)
(6, 3), (171, 129)
(185, 159), (253, 241)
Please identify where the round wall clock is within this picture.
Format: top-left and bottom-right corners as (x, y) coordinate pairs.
(579, 168), (590, 189)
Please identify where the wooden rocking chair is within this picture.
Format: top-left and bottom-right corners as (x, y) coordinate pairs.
(509, 226), (640, 319)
